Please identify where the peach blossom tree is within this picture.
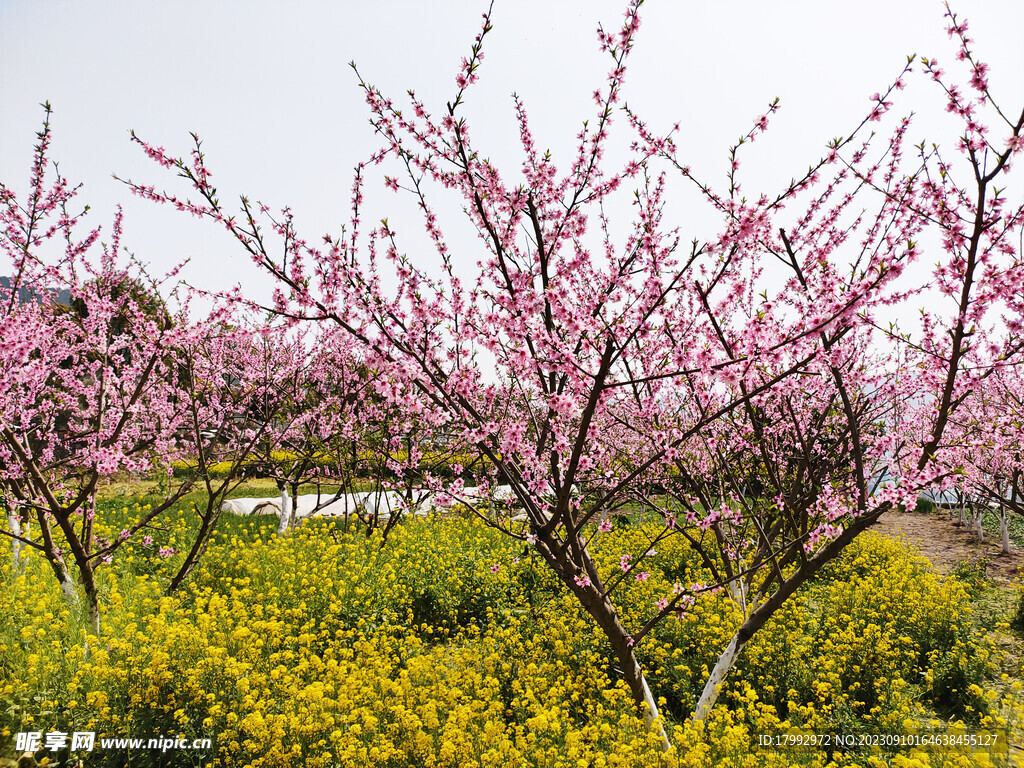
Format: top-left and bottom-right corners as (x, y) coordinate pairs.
(124, 1), (1024, 742)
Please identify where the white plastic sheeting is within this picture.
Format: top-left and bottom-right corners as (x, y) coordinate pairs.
(222, 490), (429, 520)
(220, 485), (517, 519)
(219, 498), (287, 516)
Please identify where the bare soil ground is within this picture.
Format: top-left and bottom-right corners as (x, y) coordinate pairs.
(873, 509), (1024, 581)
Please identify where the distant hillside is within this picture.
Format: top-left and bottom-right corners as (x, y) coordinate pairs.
(0, 275), (71, 306)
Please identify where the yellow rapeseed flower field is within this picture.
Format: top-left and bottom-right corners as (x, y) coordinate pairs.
(1, 504), (1021, 767)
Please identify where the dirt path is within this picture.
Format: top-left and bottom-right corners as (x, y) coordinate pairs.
(873, 509), (1024, 581)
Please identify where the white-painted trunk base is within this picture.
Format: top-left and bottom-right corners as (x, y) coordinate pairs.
(693, 634), (742, 723)
(277, 487), (291, 535)
(8, 514), (23, 564)
(59, 576), (80, 608)
(638, 668), (671, 751)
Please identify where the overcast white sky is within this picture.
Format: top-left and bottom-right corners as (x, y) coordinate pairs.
(2, 0), (1023, 312)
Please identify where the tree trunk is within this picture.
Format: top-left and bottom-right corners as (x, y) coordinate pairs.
(38, 511), (80, 609)
(8, 511), (25, 566)
(277, 483), (290, 535)
(86, 588), (100, 636)
(57, 565), (79, 607)
(999, 505), (1011, 555)
(694, 581), (751, 720)
(68, 548), (102, 637)
(573, 582), (671, 751)
(167, 501), (221, 594)
(693, 633), (743, 722)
